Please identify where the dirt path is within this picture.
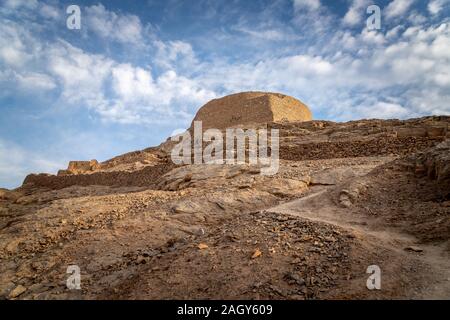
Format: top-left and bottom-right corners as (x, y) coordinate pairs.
(267, 187), (450, 299)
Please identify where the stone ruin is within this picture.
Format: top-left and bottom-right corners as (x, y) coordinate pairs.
(22, 93), (448, 188)
(191, 91), (312, 130)
(57, 160), (100, 176)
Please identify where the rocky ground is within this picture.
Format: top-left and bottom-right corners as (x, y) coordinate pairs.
(0, 116), (449, 300)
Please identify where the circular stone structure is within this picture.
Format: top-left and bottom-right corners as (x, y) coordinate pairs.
(191, 91), (312, 130)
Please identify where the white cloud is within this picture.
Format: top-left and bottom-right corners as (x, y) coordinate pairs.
(0, 46), (29, 67)
(47, 40), (114, 105)
(154, 40), (199, 71)
(85, 4), (145, 45)
(386, 25), (405, 39)
(191, 20), (450, 120)
(0, 21), (35, 68)
(385, 0), (415, 19)
(3, 0), (38, 9)
(0, 0), (449, 125)
(343, 0), (370, 26)
(0, 5), (218, 125)
(233, 26), (297, 41)
(110, 64), (215, 112)
(408, 12), (427, 25)
(15, 71), (57, 90)
(45, 41), (215, 124)
(0, 138), (62, 189)
(428, 0), (450, 15)
(39, 3), (60, 20)
(293, 0), (321, 11)
(357, 102), (411, 119)
(291, 0), (333, 38)
(408, 87), (450, 115)
(361, 28), (386, 45)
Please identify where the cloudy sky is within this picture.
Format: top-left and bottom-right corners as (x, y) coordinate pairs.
(0, 0), (449, 188)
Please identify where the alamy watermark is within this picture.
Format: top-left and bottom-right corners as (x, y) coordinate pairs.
(366, 265), (381, 290)
(65, 3), (381, 31)
(170, 121), (279, 175)
(66, 5), (81, 30)
(367, 5), (381, 31)
(66, 265), (81, 290)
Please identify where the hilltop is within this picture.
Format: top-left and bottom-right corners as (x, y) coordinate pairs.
(0, 92), (449, 300)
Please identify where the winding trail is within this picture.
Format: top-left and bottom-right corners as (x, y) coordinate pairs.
(267, 187), (450, 299)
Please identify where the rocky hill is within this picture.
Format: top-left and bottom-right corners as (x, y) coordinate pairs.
(0, 92), (449, 300)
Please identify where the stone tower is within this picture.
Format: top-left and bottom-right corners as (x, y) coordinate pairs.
(191, 91), (312, 130)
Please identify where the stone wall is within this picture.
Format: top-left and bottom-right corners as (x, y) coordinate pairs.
(23, 163), (174, 190)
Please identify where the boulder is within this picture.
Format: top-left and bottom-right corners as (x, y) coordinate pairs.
(338, 180), (369, 208)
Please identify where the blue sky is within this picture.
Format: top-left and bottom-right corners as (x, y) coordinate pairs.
(0, 0), (449, 188)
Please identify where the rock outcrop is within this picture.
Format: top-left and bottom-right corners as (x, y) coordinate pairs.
(410, 139), (450, 181)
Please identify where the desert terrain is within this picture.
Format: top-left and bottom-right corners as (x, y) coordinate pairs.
(0, 92), (449, 300)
